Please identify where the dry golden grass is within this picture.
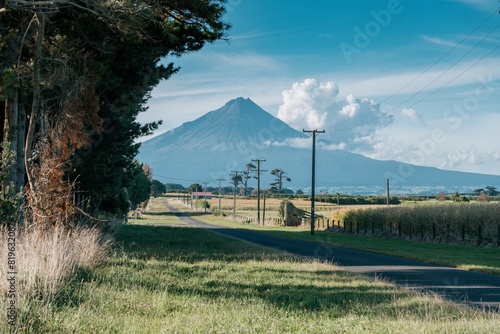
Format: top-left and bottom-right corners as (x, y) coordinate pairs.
(0, 224), (111, 327)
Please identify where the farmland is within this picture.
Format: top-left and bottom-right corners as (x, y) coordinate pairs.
(180, 194), (500, 247)
(167, 196), (500, 276)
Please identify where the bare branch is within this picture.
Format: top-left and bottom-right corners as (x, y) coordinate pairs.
(5, 0), (108, 18)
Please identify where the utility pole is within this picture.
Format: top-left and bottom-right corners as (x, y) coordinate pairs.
(215, 178), (225, 213)
(262, 192), (266, 224)
(251, 159), (266, 224)
(230, 171), (242, 218)
(202, 181), (209, 213)
(386, 178), (390, 206)
(303, 129), (325, 235)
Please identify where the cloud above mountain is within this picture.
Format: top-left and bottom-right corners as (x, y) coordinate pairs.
(277, 79), (393, 151)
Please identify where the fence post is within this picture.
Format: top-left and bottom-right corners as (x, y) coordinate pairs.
(371, 221), (375, 235)
(398, 222), (402, 237)
(432, 223), (436, 240)
(409, 222), (412, 240)
(420, 223), (424, 240)
(461, 224), (465, 242)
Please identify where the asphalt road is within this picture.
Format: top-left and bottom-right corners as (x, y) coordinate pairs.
(164, 203), (500, 311)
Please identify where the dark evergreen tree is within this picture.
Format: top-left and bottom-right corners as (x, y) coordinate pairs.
(0, 1), (229, 222)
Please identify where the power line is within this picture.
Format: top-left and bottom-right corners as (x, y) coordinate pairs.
(334, 8), (500, 131)
(335, 36), (500, 131)
(379, 9), (499, 106)
(152, 174), (210, 183)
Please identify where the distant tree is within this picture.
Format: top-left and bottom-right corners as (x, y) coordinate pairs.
(270, 168), (291, 194)
(451, 192), (462, 202)
(231, 173), (243, 191)
(296, 189), (304, 195)
(478, 192), (491, 202)
(485, 186), (499, 196)
(473, 188), (485, 195)
(242, 163), (256, 196)
(187, 184), (203, 193)
(436, 192), (447, 201)
(151, 180), (166, 198)
(165, 183), (185, 191)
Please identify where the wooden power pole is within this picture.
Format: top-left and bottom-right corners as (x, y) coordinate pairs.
(303, 129), (325, 235)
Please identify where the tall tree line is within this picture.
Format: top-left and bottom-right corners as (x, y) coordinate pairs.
(0, 0), (229, 225)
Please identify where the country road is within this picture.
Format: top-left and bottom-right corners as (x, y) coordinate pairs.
(163, 202), (500, 311)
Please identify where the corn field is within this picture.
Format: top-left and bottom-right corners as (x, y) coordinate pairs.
(332, 203), (500, 246)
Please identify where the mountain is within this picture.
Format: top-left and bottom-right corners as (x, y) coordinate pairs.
(138, 97), (500, 194)
(140, 97), (307, 152)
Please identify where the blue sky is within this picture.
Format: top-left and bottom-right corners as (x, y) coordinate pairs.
(140, 0), (500, 175)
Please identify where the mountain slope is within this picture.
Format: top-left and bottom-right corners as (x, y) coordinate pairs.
(138, 97), (500, 193)
(140, 97), (306, 154)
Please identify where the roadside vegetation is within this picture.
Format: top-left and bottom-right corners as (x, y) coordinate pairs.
(0, 225), (111, 331)
(2, 199), (499, 333)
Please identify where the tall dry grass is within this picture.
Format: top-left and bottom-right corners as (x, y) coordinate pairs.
(0, 224), (111, 328)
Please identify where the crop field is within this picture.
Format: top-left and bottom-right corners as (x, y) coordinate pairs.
(333, 203), (500, 246)
(174, 195), (500, 247)
(175, 195), (375, 224)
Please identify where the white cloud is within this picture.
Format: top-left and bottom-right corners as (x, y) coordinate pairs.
(277, 79), (338, 129)
(442, 146), (500, 169)
(264, 137), (310, 149)
(277, 79), (392, 151)
(419, 35), (461, 48)
(401, 108), (425, 124)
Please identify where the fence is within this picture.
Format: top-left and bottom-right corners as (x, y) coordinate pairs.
(330, 218), (500, 246)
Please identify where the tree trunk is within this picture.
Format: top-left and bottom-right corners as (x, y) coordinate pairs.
(3, 88), (20, 190)
(16, 96), (26, 192)
(25, 12), (45, 195)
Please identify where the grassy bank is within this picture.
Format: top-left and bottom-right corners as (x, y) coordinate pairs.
(2, 200), (497, 333)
